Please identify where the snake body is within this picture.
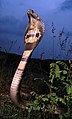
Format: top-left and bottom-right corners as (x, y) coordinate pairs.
(10, 9), (44, 108)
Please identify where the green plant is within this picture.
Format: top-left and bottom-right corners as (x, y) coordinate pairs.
(28, 61), (72, 119)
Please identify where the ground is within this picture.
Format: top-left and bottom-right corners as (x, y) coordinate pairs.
(0, 51), (72, 119)
(0, 51), (51, 118)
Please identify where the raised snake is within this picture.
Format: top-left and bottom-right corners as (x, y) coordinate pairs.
(10, 9), (45, 108)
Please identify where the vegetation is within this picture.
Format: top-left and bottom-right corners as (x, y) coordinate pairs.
(0, 23), (72, 118)
(28, 60), (72, 119)
(0, 51), (72, 119)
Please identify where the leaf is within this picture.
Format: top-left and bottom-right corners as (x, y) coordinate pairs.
(59, 115), (63, 119)
(36, 106), (40, 111)
(34, 100), (39, 105)
(59, 98), (66, 104)
(67, 85), (72, 95)
(28, 106), (33, 112)
(42, 97), (48, 102)
(63, 70), (67, 74)
(49, 63), (60, 80)
(55, 64), (60, 78)
(61, 76), (65, 80)
(51, 93), (56, 97)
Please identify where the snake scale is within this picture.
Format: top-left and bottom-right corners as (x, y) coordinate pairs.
(10, 9), (45, 108)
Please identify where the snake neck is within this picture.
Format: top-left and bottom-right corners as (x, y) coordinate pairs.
(10, 50), (33, 108)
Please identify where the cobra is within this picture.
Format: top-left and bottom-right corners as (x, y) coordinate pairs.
(10, 9), (45, 108)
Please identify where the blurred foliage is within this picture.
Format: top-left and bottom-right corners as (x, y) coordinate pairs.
(28, 61), (72, 119)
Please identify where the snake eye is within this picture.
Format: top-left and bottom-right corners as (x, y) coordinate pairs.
(31, 10), (34, 13)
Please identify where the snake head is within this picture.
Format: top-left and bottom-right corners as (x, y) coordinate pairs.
(27, 9), (40, 20)
(27, 9), (45, 37)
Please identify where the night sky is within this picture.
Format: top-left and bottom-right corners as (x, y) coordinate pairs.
(0, 0), (72, 59)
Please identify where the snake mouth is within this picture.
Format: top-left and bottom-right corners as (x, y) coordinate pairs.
(27, 9), (40, 20)
(27, 9), (34, 14)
